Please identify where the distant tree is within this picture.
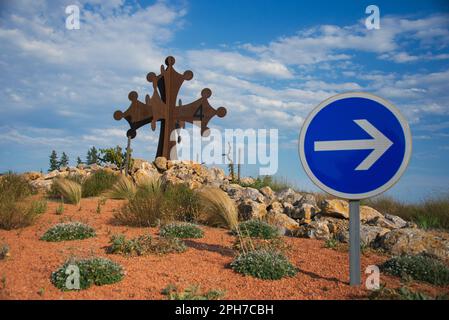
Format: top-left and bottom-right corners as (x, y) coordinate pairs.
(49, 150), (59, 172)
(86, 146), (99, 165)
(76, 157), (83, 165)
(59, 152), (69, 168)
(99, 145), (126, 168)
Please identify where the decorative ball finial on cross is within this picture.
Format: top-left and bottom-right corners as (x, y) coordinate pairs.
(113, 56), (227, 160)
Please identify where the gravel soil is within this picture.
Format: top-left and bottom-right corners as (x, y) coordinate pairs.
(1, 197), (448, 300)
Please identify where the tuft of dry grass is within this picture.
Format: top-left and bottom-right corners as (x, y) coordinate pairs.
(52, 178), (82, 205)
(196, 187), (238, 230)
(0, 173), (43, 230)
(107, 175), (137, 200)
(365, 195), (449, 230)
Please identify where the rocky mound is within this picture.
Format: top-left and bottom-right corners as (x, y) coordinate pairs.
(23, 157), (449, 261)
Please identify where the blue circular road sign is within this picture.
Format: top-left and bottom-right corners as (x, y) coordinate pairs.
(299, 92), (412, 200)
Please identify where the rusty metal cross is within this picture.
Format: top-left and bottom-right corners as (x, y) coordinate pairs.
(113, 56), (227, 160)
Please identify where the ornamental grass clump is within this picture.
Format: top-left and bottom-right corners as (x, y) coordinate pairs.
(40, 222), (96, 242)
(230, 249), (298, 280)
(52, 178), (82, 205)
(51, 257), (124, 290)
(160, 222), (204, 239)
(196, 187), (238, 230)
(107, 174), (137, 200)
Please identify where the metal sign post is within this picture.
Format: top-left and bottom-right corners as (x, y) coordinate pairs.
(299, 92), (412, 287)
(349, 200), (361, 286)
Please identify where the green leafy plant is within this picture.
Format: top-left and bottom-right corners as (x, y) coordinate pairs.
(107, 234), (186, 256)
(52, 178), (82, 205)
(161, 284), (225, 300)
(380, 254), (449, 286)
(230, 249), (297, 280)
(51, 257), (124, 290)
(324, 237), (339, 249)
(160, 222), (204, 239)
(234, 220), (279, 239)
(41, 222), (96, 242)
(82, 169), (119, 198)
(369, 284), (448, 300)
(0, 244), (10, 260)
(196, 186), (238, 230)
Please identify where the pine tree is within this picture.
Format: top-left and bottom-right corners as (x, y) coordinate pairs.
(86, 146), (99, 165)
(49, 150), (58, 172)
(76, 157), (83, 165)
(59, 152), (69, 168)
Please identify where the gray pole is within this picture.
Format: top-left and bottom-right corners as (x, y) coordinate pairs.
(349, 200), (361, 286)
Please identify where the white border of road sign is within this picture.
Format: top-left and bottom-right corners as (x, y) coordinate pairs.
(298, 92), (412, 200)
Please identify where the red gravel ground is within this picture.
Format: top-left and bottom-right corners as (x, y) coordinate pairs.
(0, 198), (448, 300)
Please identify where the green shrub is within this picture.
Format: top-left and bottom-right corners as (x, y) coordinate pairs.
(52, 179), (82, 204)
(113, 181), (200, 227)
(0, 244), (10, 260)
(82, 170), (119, 198)
(107, 234), (186, 256)
(162, 284), (225, 300)
(324, 237), (339, 249)
(230, 249), (297, 280)
(51, 257), (124, 290)
(160, 222), (204, 239)
(365, 195), (449, 230)
(0, 173), (33, 199)
(380, 254), (449, 286)
(369, 284), (448, 300)
(41, 222), (96, 242)
(235, 220), (279, 239)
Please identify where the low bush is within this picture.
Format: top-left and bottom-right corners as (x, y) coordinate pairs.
(160, 222), (204, 239)
(41, 222), (96, 242)
(52, 179), (82, 204)
(369, 284), (448, 300)
(196, 187), (238, 230)
(380, 254), (449, 286)
(0, 244), (10, 260)
(107, 175), (136, 200)
(107, 234), (186, 256)
(162, 284), (225, 300)
(82, 170), (119, 198)
(51, 257), (124, 290)
(235, 220), (279, 239)
(230, 249), (297, 280)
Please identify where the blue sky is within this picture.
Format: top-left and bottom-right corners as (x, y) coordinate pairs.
(0, 0), (448, 202)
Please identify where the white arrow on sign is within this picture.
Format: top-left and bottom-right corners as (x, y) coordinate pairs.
(314, 119), (393, 170)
